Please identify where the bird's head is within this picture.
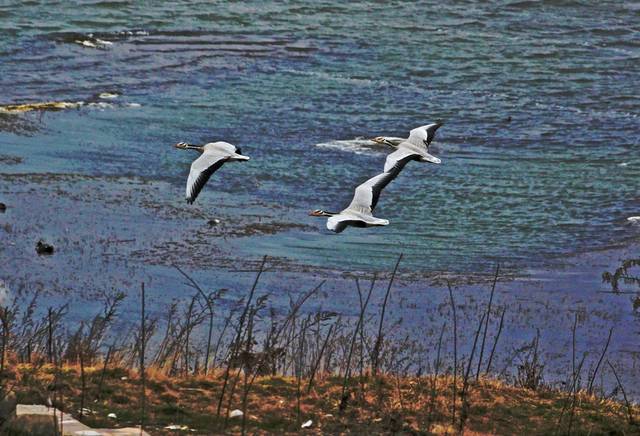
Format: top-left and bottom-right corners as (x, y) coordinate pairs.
(371, 136), (396, 147)
(309, 209), (331, 217)
(175, 142), (204, 152)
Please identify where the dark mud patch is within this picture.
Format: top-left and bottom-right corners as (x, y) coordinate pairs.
(232, 221), (316, 236)
(0, 113), (40, 135)
(0, 172), (324, 274)
(0, 154), (23, 165)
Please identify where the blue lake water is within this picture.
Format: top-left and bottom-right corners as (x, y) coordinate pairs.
(1, 0), (639, 273)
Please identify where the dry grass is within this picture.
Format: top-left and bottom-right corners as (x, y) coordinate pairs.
(4, 363), (638, 435)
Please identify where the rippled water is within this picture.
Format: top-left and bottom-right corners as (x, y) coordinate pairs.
(1, 1), (639, 272)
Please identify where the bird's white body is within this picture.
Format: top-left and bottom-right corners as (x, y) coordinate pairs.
(383, 123), (442, 172)
(326, 210), (389, 233)
(180, 141), (250, 204)
(316, 170), (402, 233)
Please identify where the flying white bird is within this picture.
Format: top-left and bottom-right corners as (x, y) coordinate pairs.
(371, 122), (443, 150)
(309, 167), (405, 233)
(382, 123), (443, 172)
(174, 141), (250, 204)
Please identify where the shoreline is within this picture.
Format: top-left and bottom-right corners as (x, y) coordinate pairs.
(1, 170), (639, 402)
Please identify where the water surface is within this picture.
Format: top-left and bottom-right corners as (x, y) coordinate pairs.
(1, 1), (639, 272)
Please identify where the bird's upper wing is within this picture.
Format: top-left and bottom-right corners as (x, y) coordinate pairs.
(185, 152), (228, 204)
(347, 168), (403, 214)
(206, 141), (239, 154)
(408, 123), (442, 147)
(383, 146), (421, 173)
(406, 127), (427, 148)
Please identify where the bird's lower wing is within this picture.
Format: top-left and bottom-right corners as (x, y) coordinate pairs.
(348, 168), (403, 214)
(186, 153), (227, 204)
(384, 147), (419, 173)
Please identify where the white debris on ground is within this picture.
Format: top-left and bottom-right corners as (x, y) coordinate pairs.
(108, 412), (117, 419)
(164, 424), (190, 430)
(301, 419), (313, 428)
(229, 409), (244, 418)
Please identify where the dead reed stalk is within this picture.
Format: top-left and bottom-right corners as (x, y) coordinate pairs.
(447, 280), (458, 425)
(372, 253), (403, 376)
(485, 306), (506, 375)
(307, 323), (335, 394)
(340, 274), (376, 412)
(427, 321), (446, 427)
(587, 327), (613, 395)
(140, 282), (146, 435)
(459, 312), (486, 432)
(476, 263), (499, 381)
(606, 359), (635, 425)
(217, 256), (266, 422)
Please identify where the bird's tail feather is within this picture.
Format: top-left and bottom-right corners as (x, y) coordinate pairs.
(420, 153), (441, 164)
(231, 154), (250, 161)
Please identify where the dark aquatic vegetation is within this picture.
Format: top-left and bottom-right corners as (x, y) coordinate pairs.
(35, 240), (54, 255)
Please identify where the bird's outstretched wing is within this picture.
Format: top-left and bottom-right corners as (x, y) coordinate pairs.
(186, 152), (228, 204)
(347, 168), (403, 214)
(383, 147), (421, 173)
(407, 122), (442, 148)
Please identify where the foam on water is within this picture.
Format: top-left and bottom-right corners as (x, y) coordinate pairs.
(315, 138), (385, 156)
(98, 92), (119, 99)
